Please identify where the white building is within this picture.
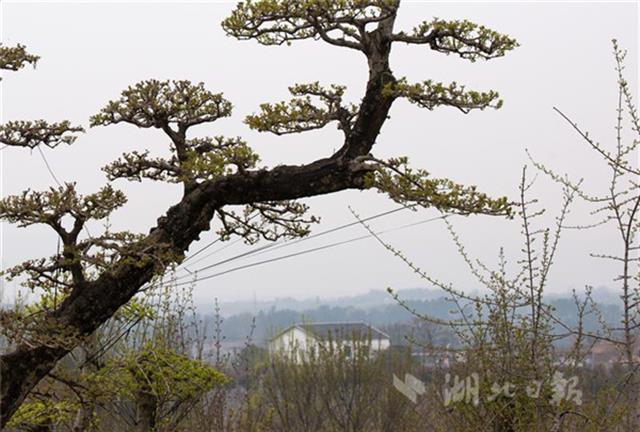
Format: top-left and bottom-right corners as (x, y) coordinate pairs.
(268, 321), (391, 361)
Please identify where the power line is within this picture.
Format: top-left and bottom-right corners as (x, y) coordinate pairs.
(164, 213), (448, 288)
(179, 213), (259, 268)
(37, 146), (93, 238)
(239, 205), (413, 261)
(180, 237), (222, 267)
(37, 146), (62, 187)
(178, 213), (264, 269)
(173, 204), (413, 283)
(182, 237), (244, 270)
(248, 205), (414, 259)
(178, 240), (285, 281)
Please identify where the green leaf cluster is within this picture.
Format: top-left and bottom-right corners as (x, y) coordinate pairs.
(90, 80), (233, 130)
(0, 183), (126, 228)
(367, 156), (511, 216)
(0, 120), (84, 149)
(222, 0), (396, 47)
(104, 136), (259, 183)
(385, 78), (502, 113)
(0, 43), (39, 74)
(246, 82), (356, 135)
(396, 17), (518, 61)
(89, 342), (229, 403)
(6, 400), (79, 429)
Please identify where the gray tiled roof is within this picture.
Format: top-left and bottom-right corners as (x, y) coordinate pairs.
(297, 321), (389, 341)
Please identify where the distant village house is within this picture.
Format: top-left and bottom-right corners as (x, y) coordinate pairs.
(268, 322), (390, 361)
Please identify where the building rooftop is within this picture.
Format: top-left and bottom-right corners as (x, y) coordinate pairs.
(273, 321), (390, 342)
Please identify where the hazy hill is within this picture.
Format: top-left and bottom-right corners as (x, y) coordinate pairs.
(198, 287), (622, 345)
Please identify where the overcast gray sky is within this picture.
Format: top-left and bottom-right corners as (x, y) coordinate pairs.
(1, 1), (637, 304)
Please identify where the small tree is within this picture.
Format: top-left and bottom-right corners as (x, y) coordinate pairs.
(89, 341), (228, 432)
(0, 1), (517, 424)
(4, 275), (227, 432)
(357, 168), (595, 431)
(530, 39), (640, 432)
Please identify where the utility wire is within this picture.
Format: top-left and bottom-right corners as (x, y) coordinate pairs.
(177, 214), (266, 273)
(165, 213), (448, 288)
(80, 316), (144, 368)
(239, 205), (414, 261)
(180, 237), (222, 267)
(37, 145), (93, 238)
(251, 205), (413, 258)
(174, 204), (413, 282)
(179, 213), (260, 267)
(182, 237), (244, 270)
(178, 213), (264, 269)
(37, 146), (62, 187)
(177, 241), (285, 282)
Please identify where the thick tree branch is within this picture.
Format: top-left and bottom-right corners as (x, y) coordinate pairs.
(0, 155), (372, 424)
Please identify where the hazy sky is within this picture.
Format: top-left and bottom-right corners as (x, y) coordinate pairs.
(1, 1), (637, 304)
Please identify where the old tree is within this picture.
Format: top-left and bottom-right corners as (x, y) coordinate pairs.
(0, 0), (516, 425)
